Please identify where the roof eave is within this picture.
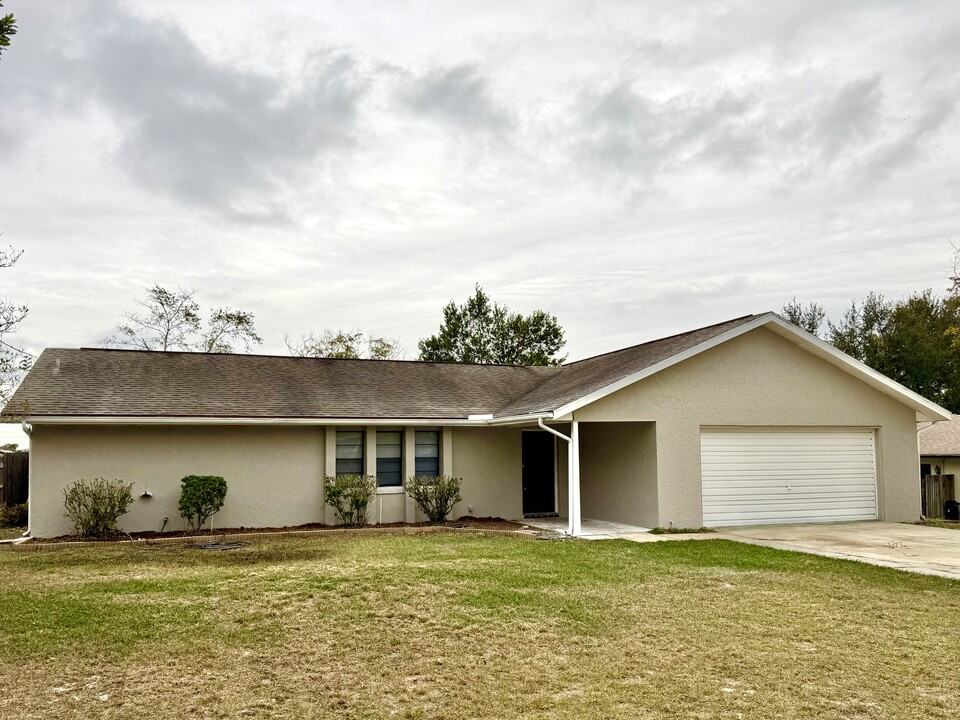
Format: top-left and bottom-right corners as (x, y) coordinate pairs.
(18, 415), (494, 427)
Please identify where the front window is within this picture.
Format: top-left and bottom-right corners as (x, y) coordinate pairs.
(376, 431), (403, 487)
(336, 430), (364, 476)
(415, 431), (440, 477)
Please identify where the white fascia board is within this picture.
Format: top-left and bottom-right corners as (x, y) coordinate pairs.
(23, 415), (489, 427)
(551, 313), (953, 423)
(486, 413), (552, 426)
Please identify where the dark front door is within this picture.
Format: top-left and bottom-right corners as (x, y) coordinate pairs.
(522, 432), (555, 515)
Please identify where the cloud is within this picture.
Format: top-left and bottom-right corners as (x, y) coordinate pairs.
(571, 82), (759, 199)
(399, 63), (511, 137)
(861, 97), (956, 185)
(0, 1), (369, 222)
(813, 76), (883, 164)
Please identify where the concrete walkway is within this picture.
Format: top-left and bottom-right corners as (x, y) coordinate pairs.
(715, 521), (960, 580)
(522, 517), (653, 539)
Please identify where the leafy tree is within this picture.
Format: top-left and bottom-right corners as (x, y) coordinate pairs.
(418, 285), (566, 365)
(285, 329), (402, 360)
(781, 298), (826, 336)
(0, 246), (32, 403)
(105, 285), (262, 353)
(0, 2), (16, 59)
(826, 292), (892, 364)
(825, 290), (960, 410)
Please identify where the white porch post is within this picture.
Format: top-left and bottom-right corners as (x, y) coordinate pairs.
(569, 420), (581, 537)
(536, 417), (581, 538)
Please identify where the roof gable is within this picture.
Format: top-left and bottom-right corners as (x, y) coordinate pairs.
(543, 313), (952, 423)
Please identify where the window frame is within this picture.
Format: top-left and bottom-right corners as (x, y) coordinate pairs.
(414, 430), (441, 479)
(375, 429), (404, 491)
(335, 429), (365, 478)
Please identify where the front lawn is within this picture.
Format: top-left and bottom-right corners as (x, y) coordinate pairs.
(1, 534), (957, 719)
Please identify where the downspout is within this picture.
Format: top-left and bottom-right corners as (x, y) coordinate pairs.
(537, 417), (581, 537)
(20, 421), (33, 538)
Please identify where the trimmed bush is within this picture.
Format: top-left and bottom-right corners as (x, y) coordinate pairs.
(404, 474), (462, 523)
(63, 478), (134, 538)
(0, 502), (27, 527)
(179, 475), (228, 532)
(324, 474), (377, 527)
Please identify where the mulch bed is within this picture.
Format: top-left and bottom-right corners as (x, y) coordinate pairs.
(18, 516), (532, 546)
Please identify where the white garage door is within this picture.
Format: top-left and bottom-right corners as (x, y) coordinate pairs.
(701, 429), (878, 527)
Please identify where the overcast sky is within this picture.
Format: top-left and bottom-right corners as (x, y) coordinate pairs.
(2, 0), (959, 383)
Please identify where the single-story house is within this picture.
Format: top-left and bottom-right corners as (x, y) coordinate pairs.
(1, 312), (951, 538)
(919, 415), (960, 477)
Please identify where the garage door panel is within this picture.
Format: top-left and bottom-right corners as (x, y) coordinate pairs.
(701, 429), (877, 527)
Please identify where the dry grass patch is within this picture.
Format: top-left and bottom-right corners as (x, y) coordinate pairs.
(0, 535), (958, 719)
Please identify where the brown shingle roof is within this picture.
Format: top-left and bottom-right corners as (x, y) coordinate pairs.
(919, 416), (960, 456)
(2, 349), (555, 420)
(0, 314), (762, 421)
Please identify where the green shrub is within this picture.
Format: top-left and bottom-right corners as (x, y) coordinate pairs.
(0, 502), (27, 527)
(178, 475), (228, 532)
(63, 478), (134, 538)
(404, 474), (462, 523)
(323, 474), (377, 527)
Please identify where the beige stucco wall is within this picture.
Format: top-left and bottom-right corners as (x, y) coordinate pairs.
(450, 427), (523, 520)
(28, 423), (516, 537)
(29, 424), (327, 538)
(570, 327), (921, 527)
(579, 422), (658, 528)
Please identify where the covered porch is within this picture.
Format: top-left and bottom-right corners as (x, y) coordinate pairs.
(517, 419), (659, 536)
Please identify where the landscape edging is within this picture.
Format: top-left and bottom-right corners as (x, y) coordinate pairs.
(10, 524), (541, 552)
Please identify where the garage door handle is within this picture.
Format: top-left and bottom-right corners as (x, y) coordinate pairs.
(786, 485), (792, 491)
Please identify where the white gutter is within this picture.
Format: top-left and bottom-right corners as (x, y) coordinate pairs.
(20, 415), (493, 427)
(537, 418), (581, 537)
(20, 421), (32, 539)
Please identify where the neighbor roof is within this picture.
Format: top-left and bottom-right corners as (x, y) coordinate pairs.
(1, 312), (952, 423)
(919, 416), (960, 456)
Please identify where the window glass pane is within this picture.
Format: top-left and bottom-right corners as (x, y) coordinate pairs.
(415, 457), (440, 477)
(415, 431), (439, 447)
(336, 430), (364, 476)
(413, 431), (440, 477)
(336, 431), (363, 447)
(377, 431), (402, 446)
(336, 458), (363, 475)
(336, 445), (363, 460)
(376, 431), (403, 486)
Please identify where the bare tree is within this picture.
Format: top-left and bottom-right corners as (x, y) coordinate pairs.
(105, 285), (262, 353)
(285, 329), (402, 360)
(0, 245), (32, 403)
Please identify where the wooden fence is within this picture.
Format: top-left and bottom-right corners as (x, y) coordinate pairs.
(0, 451), (28, 507)
(921, 474), (955, 519)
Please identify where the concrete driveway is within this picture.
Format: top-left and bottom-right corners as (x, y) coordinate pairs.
(716, 522), (960, 580)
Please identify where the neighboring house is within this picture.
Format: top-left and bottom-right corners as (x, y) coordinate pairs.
(1, 312), (951, 538)
(919, 416), (960, 477)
